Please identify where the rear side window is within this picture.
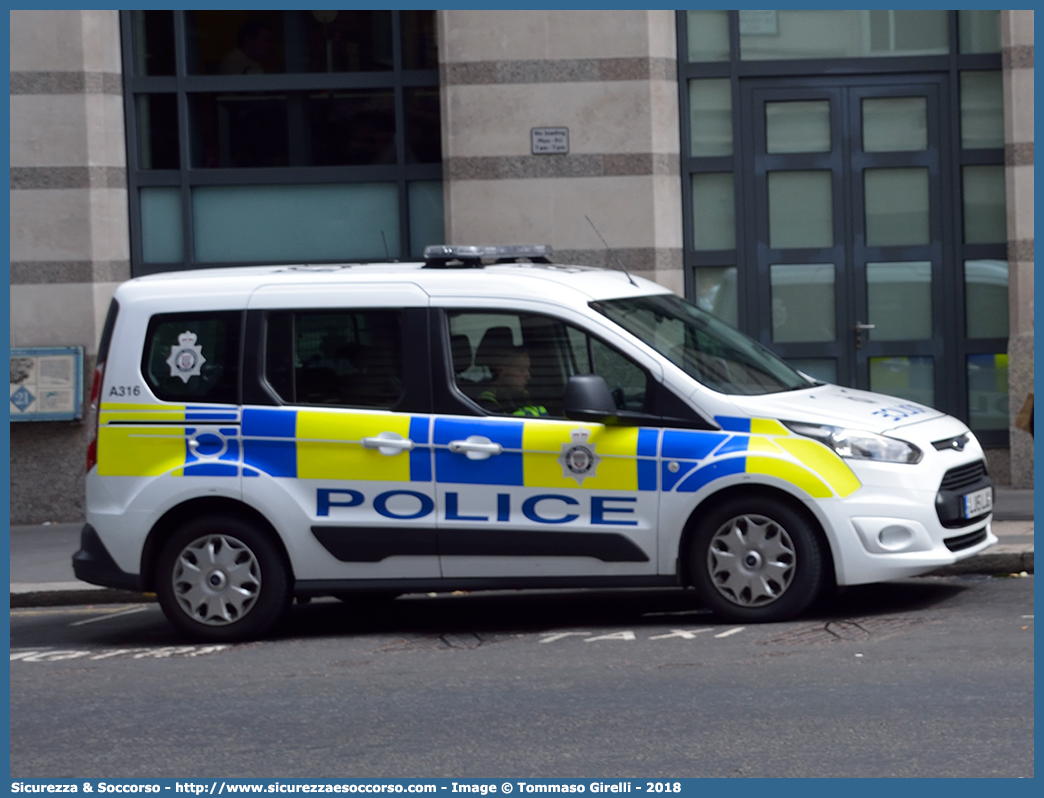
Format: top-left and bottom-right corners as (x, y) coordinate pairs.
(265, 310), (404, 409)
(143, 311), (242, 403)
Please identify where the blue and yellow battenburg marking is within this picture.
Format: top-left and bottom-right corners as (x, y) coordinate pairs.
(432, 418), (658, 491)
(242, 407), (431, 481)
(660, 416), (860, 498)
(97, 404), (859, 500)
(97, 404), (242, 477)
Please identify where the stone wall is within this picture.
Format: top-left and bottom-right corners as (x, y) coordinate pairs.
(1001, 10), (1034, 489)
(9, 11), (129, 523)
(438, 10), (684, 294)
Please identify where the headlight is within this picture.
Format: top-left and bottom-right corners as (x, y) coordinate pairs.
(783, 421), (923, 464)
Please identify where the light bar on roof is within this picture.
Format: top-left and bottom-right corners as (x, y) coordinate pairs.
(423, 244), (552, 261)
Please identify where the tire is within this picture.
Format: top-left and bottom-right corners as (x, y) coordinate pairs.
(155, 516), (290, 642)
(688, 497), (823, 623)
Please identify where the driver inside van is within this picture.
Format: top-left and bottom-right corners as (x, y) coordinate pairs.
(477, 346), (549, 417)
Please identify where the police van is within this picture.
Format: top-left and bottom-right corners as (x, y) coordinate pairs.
(74, 245), (996, 640)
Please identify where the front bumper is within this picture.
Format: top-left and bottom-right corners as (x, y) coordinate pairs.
(824, 479), (997, 586)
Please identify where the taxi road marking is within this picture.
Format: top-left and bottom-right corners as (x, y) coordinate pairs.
(714, 626), (746, 638)
(648, 628), (713, 640)
(539, 627), (744, 643)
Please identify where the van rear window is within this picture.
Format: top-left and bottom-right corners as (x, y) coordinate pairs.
(264, 310), (404, 409)
(142, 311), (242, 403)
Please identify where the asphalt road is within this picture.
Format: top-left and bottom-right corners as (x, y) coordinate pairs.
(10, 575), (1034, 778)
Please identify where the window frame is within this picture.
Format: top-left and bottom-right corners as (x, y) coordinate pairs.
(250, 306), (430, 413)
(121, 10), (443, 276)
(433, 307), (714, 430)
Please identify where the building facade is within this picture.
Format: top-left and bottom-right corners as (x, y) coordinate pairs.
(9, 9), (1034, 523)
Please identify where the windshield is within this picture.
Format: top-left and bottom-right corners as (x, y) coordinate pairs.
(591, 294), (814, 396)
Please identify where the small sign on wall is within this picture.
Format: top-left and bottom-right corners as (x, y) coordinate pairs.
(531, 127), (569, 154)
(10, 347), (83, 421)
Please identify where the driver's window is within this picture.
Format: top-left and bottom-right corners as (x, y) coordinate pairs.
(448, 309), (649, 418)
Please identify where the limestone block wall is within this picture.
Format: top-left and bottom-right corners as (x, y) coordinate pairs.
(1001, 10), (1034, 489)
(9, 10), (130, 523)
(438, 10), (684, 294)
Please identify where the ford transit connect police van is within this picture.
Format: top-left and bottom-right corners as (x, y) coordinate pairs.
(74, 245), (996, 641)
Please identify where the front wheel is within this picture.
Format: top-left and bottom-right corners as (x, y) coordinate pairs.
(155, 516), (290, 641)
(688, 497), (824, 623)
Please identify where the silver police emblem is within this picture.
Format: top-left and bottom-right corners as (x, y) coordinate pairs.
(166, 331), (206, 383)
(558, 427), (601, 485)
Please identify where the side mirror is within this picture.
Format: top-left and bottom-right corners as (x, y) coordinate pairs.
(563, 374), (618, 423)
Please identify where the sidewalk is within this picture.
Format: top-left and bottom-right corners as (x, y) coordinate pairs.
(9, 488), (1033, 607)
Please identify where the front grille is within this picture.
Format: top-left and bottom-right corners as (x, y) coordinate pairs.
(936, 460), (992, 528)
(939, 460), (988, 493)
(944, 528), (988, 552)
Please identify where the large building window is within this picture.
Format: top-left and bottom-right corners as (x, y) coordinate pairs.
(677, 10), (1007, 444)
(122, 10), (443, 274)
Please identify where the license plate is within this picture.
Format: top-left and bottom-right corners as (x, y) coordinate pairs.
(962, 487), (993, 518)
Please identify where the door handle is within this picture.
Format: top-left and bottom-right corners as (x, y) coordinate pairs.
(854, 321), (875, 350)
(447, 435), (503, 460)
(361, 433), (415, 456)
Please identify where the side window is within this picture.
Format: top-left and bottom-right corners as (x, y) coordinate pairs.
(591, 338), (648, 412)
(565, 326), (649, 412)
(447, 310), (648, 418)
(143, 311), (241, 403)
(264, 309), (404, 409)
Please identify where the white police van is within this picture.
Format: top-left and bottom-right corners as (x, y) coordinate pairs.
(74, 245), (996, 640)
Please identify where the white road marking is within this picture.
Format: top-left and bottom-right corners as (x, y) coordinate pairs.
(713, 627), (746, 638)
(539, 631), (593, 643)
(11, 650), (90, 662)
(585, 631), (636, 642)
(1022, 615), (1033, 619)
(69, 605), (150, 626)
(648, 628), (713, 640)
(11, 645), (229, 662)
(12, 607), (136, 617)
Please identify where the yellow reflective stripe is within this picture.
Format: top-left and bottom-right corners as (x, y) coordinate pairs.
(750, 418), (789, 436)
(296, 410), (412, 481)
(97, 426), (186, 477)
(99, 403), (186, 423)
(775, 437), (861, 498)
(521, 421), (638, 490)
(746, 455), (832, 499)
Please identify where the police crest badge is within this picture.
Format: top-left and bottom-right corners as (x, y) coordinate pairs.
(558, 427), (601, 485)
(166, 331), (206, 383)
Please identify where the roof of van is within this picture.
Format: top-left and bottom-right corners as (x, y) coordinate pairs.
(121, 261), (674, 304)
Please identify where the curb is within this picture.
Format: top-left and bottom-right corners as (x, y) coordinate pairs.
(9, 551), (1032, 608)
(928, 549), (1034, 577)
(9, 589), (156, 608)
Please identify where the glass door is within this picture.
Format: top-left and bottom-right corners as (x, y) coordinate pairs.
(742, 76), (953, 410)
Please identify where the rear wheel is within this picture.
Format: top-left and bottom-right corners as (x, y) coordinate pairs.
(688, 497), (823, 623)
(155, 516), (290, 641)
